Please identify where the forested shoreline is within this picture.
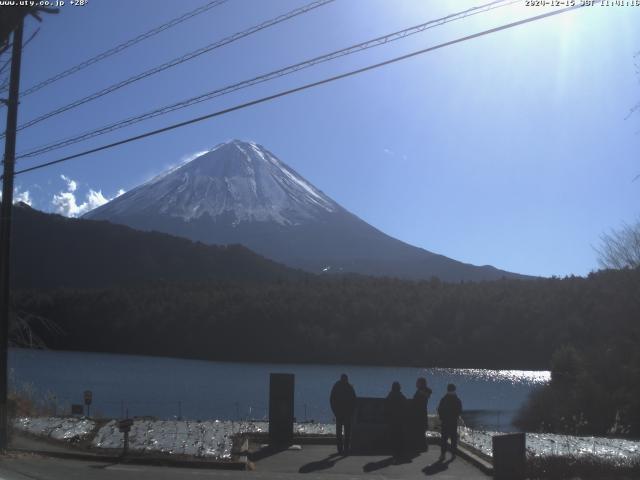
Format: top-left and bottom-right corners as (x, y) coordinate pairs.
(12, 268), (637, 367)
(12, 267), (640, 435)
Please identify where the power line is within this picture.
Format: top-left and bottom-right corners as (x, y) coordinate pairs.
(0, 0), (228, 97)
(16, 0), (519, 160)
(4, 0), (335, 136)
(0, 27), (38, 77)
(0, 27), (39, 93)
(12, 4), (584, 178)
(14, 0), (514, 156)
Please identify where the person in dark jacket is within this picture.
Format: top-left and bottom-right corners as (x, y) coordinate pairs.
(411, 377), (432, 451)
(437, 383), (463, 460)
(330, 373), (356, 455)
(384, 381), (407, 459)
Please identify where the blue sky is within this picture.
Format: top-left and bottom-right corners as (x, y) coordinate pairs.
(3, 0), (639, 277)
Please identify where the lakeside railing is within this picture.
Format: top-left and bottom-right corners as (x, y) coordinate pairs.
(23, 397), (335, 424)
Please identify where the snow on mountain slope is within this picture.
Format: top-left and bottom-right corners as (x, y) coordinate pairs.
(93, 140), (336, 226)
(85, 140), (528, 281)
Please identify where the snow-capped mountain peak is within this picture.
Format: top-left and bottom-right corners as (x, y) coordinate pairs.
(93, 140), (337, 226)
(85, 139), (527, 282)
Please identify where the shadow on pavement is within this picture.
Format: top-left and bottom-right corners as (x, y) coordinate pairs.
(298, 453), (343, 473)
(422, 457), (454, 476)
(362, 456), (394, 472)
(249, 445), (290, 462)
(363, 450), (419, 472)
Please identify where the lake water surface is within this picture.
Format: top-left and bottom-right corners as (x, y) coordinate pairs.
(9, 348), (549, 431)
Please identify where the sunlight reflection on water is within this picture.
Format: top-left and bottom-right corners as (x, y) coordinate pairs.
(434, 368), (551, 385)
(9, 349), (549, 428)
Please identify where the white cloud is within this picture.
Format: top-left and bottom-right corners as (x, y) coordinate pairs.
(52, 191), (81, 217)
(144, 149), (210, 185)
(86, 190), (109, 209)
(181, 150), (209, 164)
(60, 174), (77, 192)
(14, 189), (32, 206)
(52, 189), (109, 217)
(52, 174), (125, 217)
(383, 148), (408, 162)
(0, 187), (33, 206)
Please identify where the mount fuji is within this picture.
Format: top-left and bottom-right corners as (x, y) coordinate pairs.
(85, 140), (526, 281)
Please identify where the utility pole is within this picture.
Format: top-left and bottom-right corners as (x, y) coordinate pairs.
(0, 17), (24, 451)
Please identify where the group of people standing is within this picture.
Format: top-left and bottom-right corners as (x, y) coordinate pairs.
(330, 374), (462, 461)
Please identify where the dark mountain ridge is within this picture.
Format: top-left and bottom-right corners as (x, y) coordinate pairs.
(10, 203), (302, 290)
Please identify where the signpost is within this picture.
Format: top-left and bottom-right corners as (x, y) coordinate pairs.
(83, 390), (92, 417)
(118, 418), (134, 457)
(268, 373), (294, 445)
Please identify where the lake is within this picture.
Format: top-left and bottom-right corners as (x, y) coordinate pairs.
(8, 348), (549, 431)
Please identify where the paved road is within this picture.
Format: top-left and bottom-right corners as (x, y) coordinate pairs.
(253, 444), (489, 479)
(0, 444), (488, 479)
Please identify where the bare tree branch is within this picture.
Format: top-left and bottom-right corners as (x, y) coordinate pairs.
(9, 310), (63, 349)
(595, 219), (640, 270)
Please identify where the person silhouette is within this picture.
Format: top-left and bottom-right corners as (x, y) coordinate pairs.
(437, 383), (463, 460)
(384, 381), (407, 460)
(412, 377), (432, 451)
(330, 373), (356, 455)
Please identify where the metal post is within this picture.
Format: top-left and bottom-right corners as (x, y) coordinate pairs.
(123, 430), (129, 456)
(0, 18), (24, 452)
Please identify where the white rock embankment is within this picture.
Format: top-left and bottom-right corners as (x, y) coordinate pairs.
(17, 417), (638, 462)
(460, 427), (640, 461)
(13, 417), (336, 459)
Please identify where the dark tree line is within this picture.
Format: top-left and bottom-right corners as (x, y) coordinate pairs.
(11, 267), (640, 436)
(14, 269), (639, 370)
